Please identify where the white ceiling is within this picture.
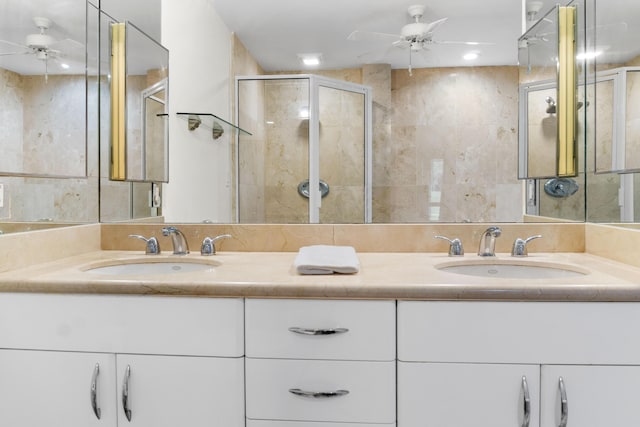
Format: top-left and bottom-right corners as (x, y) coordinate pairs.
(212, 0), (525, 71)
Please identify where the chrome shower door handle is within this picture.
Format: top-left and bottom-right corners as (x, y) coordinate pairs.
(122, 365), (132, 422)
(519, 376), (531, 427)
(288, 326), (349, 336)
(90, 363), (101, 420)
(558, 376), (568, 427)
(289, 388), (349, 398)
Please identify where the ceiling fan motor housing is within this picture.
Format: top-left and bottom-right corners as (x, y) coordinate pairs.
(26, 33), (54, 49)
(401, 22), (429, 41)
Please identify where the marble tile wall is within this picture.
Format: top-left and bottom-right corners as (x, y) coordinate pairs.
(101, 222), (586, 253)
(0, 71), (85, 176)
(386, 66), (522, 222)
(0, 69), (97, 222)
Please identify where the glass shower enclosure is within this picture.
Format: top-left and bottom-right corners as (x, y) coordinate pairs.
(235, 75), (372, 223)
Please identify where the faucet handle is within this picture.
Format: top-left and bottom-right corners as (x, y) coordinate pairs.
(129, 234), (161, 255)
(434, 235), (464, 256)
(201, 234), (232, 256)
(511, 235), (542, 257)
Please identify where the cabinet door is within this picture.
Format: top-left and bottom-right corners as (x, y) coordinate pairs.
(541, 365), (640, 427)
(116, 354), (244, 427)
(399, 362), (540, 427)
(0, 349), (116, 427)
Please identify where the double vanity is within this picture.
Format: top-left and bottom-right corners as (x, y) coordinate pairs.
(1, 222), (640, 427)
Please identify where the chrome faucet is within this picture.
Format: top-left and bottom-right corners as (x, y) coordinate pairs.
(161, 226), (189, 255)
(434, 235), (464, 256)
(201, 234), (232, 255)
(512, 235), (542, 257)
(129, 234), (161, 255)
(478, 226), (501, 257)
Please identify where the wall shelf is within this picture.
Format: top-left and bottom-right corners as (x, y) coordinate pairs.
(176, 112), (252, 140)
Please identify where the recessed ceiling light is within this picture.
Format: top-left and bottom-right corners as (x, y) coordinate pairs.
(298, 53), (322, 67)
(576, 51), (602, 60)
(60, 63), (70, 69)
(463, 52), (479, 61)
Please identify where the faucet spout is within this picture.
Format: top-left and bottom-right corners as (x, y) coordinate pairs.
(478, 226), (501, 257)
(161, 226), (190, 255)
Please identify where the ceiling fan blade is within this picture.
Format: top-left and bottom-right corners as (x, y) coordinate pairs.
(49, 38), (85, 50)
(0, 39), (29, 50)
(347, 30), (402, 42)
(422, 17), (448, 34)
(357, 43), (403, 61)
(430, 40), (496, 46)
(0, 51), (31, 56)
(392, 39), (411, 49)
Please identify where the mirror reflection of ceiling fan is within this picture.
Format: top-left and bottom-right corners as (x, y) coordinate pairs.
(348, 4), (494, 76)
(0, 16), (83, 79)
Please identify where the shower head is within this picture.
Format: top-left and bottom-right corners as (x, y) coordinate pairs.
(545, 96), (556, 114)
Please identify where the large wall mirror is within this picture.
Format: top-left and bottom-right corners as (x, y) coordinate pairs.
(4, 0), (640, 230)
(0, 0), (88, 178)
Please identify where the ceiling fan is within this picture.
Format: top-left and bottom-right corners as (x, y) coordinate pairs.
(0, 16), (83, 79)
(348, 5), (492, 76)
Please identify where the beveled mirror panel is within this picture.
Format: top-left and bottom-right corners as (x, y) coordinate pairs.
(518, 4), (578, 179)
(110, 21), (168, 182)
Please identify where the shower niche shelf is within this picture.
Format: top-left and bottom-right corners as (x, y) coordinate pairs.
(176, 112), (252, 140)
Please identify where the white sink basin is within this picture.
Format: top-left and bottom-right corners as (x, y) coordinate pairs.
(84, 259), (217, 275)
(436, 260), (588, 279)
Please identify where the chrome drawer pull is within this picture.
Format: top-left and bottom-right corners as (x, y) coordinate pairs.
(122, 365), (132, 422)
(288, 327), (349, 335)
(90, 363), (101, 420)
(520, 376), (531, 427)
(289, 388), (350, 398)
(558, 377), (568, 427)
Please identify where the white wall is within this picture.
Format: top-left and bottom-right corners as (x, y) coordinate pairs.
(161, 0), (233, 222)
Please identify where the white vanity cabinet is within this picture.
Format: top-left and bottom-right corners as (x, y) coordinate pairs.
(398, 362), (539, 427)
(398, 301), (640, 427)
(0, 349), (117, 426)
(0, 293), (245, 427)
(245, 299), (396, 426)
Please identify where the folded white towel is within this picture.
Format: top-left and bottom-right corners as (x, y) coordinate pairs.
(294, 245), (360, 275)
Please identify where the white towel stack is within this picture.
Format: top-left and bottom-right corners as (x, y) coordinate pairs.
(294, 245), (360, 275)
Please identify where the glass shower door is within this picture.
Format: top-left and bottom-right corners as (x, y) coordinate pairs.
(317, 85), (366, 223)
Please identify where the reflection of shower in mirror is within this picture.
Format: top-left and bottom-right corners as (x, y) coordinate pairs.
(546, 96), (588, 114)
(545, 96), (556, 114)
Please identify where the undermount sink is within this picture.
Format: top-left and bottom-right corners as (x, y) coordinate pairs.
(436, 260), (589, 279)
(83, 258), (218, 275)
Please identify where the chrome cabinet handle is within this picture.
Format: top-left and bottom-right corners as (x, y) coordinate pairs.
(520, 376), (531, 427)
(122, 365), (132, 422)
(558, 377), (568, 427)
(288, 327), (349, 335)
(289, 388), (349, 398)
(90, 363), (101, 420)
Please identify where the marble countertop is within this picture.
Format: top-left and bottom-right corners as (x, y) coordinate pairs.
(2, 250), (640, 301)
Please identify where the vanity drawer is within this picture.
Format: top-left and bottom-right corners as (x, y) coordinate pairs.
(245, 299), (395, 361)
(0, 293), (244, 357)
(246, 358), (396, 423)
(398, 301), (640, 364)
